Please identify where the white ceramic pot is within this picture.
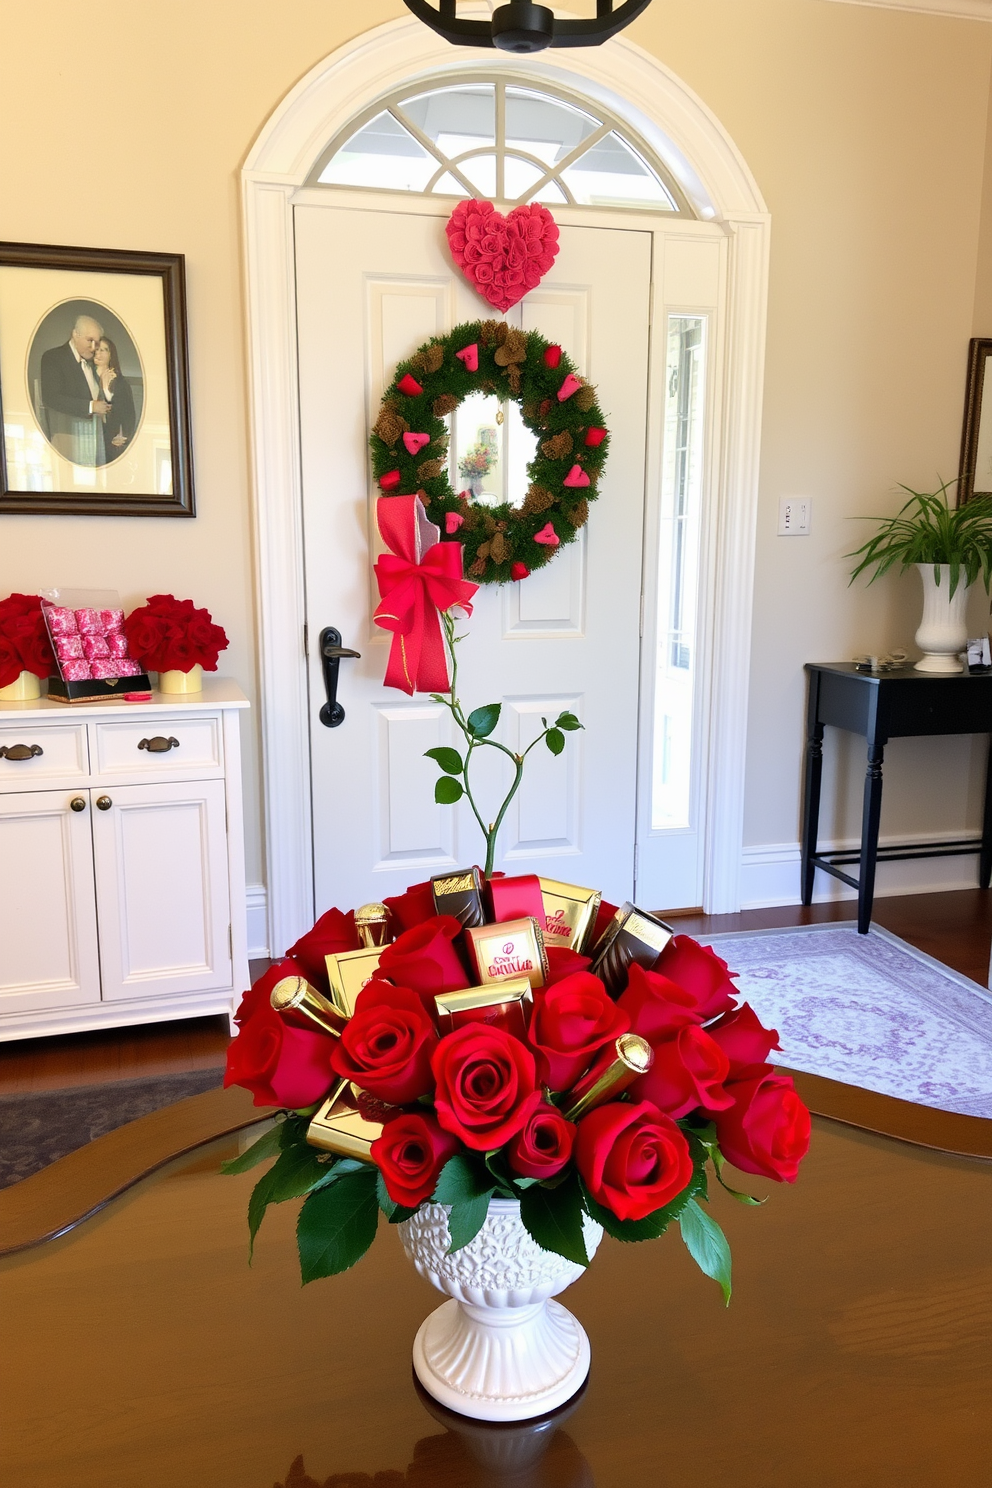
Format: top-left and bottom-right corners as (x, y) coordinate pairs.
(0, 670), (42, 701)
(398, 1197), (602, 1423)
(914, 564), (971, 673)
(158, 663), (203, 694)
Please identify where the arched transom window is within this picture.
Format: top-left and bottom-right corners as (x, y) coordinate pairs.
(312, 78), (690, 214)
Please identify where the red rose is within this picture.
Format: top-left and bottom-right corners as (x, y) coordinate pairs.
(159, 633), (197, 673)
(123, 611), (168, 669)
(186, 609), (229, 669)
(2, 612), (53, 677)
(575, 1099), (694, 1222)
(526, 971), (630, 1090)
(377, 916), (467, 1010)
(507, 1102), (576, 1180)
(382, 880), (436, 933)
(545, 946), (592, 985)
(712, 1070), (811, 1183)
(0, 633), (23, 688)
(224, 960), (337, 1108)
(655, 935), (738, 1020)
(618, 963), (703, 1041)
(371, 1110), (460, 1208)
(330, 982), (438, 1104)
(706, 1002), (781, 1076)
(0, 592), (43, 622)
(285, 906), (360, 996)
(432, 1023), (541, 1150)
(631, 1025), (734, 1118)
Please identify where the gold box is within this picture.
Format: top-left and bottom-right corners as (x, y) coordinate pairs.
(434, 977), (533, 1039)
(538, 877), (602, 956)
(465, 917), (549, 991)
(324, 947), (385, 1019)
(306, 1078), (383, 1159)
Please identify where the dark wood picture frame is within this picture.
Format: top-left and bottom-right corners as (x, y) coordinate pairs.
(0, 240), (194, 517)
(957, 336), (992, 504)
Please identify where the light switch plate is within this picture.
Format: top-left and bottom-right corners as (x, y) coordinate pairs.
(779, 497), (812, 535)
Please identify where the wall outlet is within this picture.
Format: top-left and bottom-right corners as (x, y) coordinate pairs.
(779, 497), (812, 535)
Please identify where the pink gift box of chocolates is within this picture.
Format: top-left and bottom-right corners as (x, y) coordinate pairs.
(40, 590), (151, 703)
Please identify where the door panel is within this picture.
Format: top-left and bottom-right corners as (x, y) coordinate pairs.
(0, 789), (100, 1013)
(296, 204), (652, 911)
(92, 779), (231, 1001)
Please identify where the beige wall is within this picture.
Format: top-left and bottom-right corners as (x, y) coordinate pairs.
(2, 0), (992, 921)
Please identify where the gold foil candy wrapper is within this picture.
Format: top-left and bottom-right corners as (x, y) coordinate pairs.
(562, 1033), (654, 1122)
(431, 867), (486, 931)
(306, 1077), (383, 1159)
(588, 903), (674, 998)
(538, 877), (602, 955)
(268, 975), (342, 1037)
(354, 902), (391, 949)
(434, 977), (534, 1039)
(324, 947), (386, 1019)
(465, 916), (549, 991)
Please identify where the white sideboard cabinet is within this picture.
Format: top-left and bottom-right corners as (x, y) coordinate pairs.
(0, 679), (250, 1041)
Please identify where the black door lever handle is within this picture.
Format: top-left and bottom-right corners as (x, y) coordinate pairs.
(318, 626), (361, 727)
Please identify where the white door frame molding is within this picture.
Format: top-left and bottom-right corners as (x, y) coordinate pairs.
(242, 13), (770, 956)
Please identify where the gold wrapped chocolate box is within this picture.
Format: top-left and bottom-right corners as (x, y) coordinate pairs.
(538, 877), (602, 955)
(306, 1078), (384, 1159)
(465, 917), (549, 991)
(324, 947), (386, 1019)
(588, 902), (674, 997)
(434, 977), (533, 1039)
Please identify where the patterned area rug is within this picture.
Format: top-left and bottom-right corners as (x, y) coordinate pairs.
(704, 924), (992, 1119)
(0, 1068), (225, 1189)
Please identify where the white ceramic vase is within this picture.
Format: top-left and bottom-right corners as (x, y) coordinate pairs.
(914, 564), (971, 673)
(0, 670), (41, 701)
(158, 663), (204, 694)
(398, 1197), (603, 1423)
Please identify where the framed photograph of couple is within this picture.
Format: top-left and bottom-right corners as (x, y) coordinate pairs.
(0, 240), (194, 516)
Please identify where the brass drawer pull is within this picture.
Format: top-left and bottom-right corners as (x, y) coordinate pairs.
(0, 743), (43, 761)
(138, 736), (180, 753)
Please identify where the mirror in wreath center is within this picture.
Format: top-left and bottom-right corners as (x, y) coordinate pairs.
(449, 393), (538, 507)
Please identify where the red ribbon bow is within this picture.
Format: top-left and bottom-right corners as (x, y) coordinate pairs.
(373, 495), (478, 695)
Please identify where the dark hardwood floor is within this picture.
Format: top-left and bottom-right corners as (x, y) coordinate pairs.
(1, 891), (988, 1094)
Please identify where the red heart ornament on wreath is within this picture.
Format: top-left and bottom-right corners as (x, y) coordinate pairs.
(445, 198), (560, 313)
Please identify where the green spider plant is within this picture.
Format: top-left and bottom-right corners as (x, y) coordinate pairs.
(848, 481), (992, 599)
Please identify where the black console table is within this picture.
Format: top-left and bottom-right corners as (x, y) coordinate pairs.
(802, 663), (992, 933)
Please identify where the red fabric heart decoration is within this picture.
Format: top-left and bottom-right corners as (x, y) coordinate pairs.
(403, 432), (430, 456)
(533, 522), (560, 546)
(455, 343), (479, 372)
(557, 373), (583, 403)
(446, 199), (560, 312)
(563, 464), (590, 489)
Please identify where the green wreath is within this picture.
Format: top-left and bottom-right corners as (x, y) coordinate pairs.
(369, 320), (609, 584)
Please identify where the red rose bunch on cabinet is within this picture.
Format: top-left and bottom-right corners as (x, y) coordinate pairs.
(0, 593), (55, 687)
(123, 593), (229, 674)
(225, 874), (810, 1296)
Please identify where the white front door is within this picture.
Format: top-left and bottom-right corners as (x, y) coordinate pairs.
(295, 202), (652, 911)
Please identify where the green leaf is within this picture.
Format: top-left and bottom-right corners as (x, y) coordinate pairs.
(246, 1143), (331, 1258)
(435, 776), (464, 804)
(483, 1148), (527, 1197)
(684, 1120), (764, 1206)
(425, 746), (464, 775)
(555, 712), (583, 732)
(296, 1167), (379, 1283)
(221, 1120), (284, 1175)
(375, 1169), (419, 1223)
(545, 728), (565, 756)
(520, 1172), (589, 1266)
(679, 1198), (732, 1304)
(432, 1152), (494, 1204)
(467, 703), (501, 738)
(579, 1170), (702, 1243)
(447, 1190), (494, 1253)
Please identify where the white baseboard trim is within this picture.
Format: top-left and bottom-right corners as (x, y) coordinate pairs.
(741, 832), (984, 910)
(246, 884), (270, 959)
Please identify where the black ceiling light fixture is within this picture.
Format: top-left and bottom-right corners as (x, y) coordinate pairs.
(403, 1), (654, 54)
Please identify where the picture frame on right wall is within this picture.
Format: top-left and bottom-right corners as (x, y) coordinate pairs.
(958, 337), (992, 503)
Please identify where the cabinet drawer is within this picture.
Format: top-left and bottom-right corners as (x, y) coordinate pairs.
(91, 718), (222, 778)
(0, 724), (88, 786)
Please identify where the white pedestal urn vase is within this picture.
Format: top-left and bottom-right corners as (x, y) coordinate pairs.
(398, 1198), (603, 1422)
(914, 563), (971, 673)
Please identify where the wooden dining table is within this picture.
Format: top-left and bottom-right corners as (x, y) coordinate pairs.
(1, 1076), (989, 1488)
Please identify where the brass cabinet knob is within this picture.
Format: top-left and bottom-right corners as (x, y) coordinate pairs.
(96, 796), (113, 811)
(69, 796), (87, 812)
